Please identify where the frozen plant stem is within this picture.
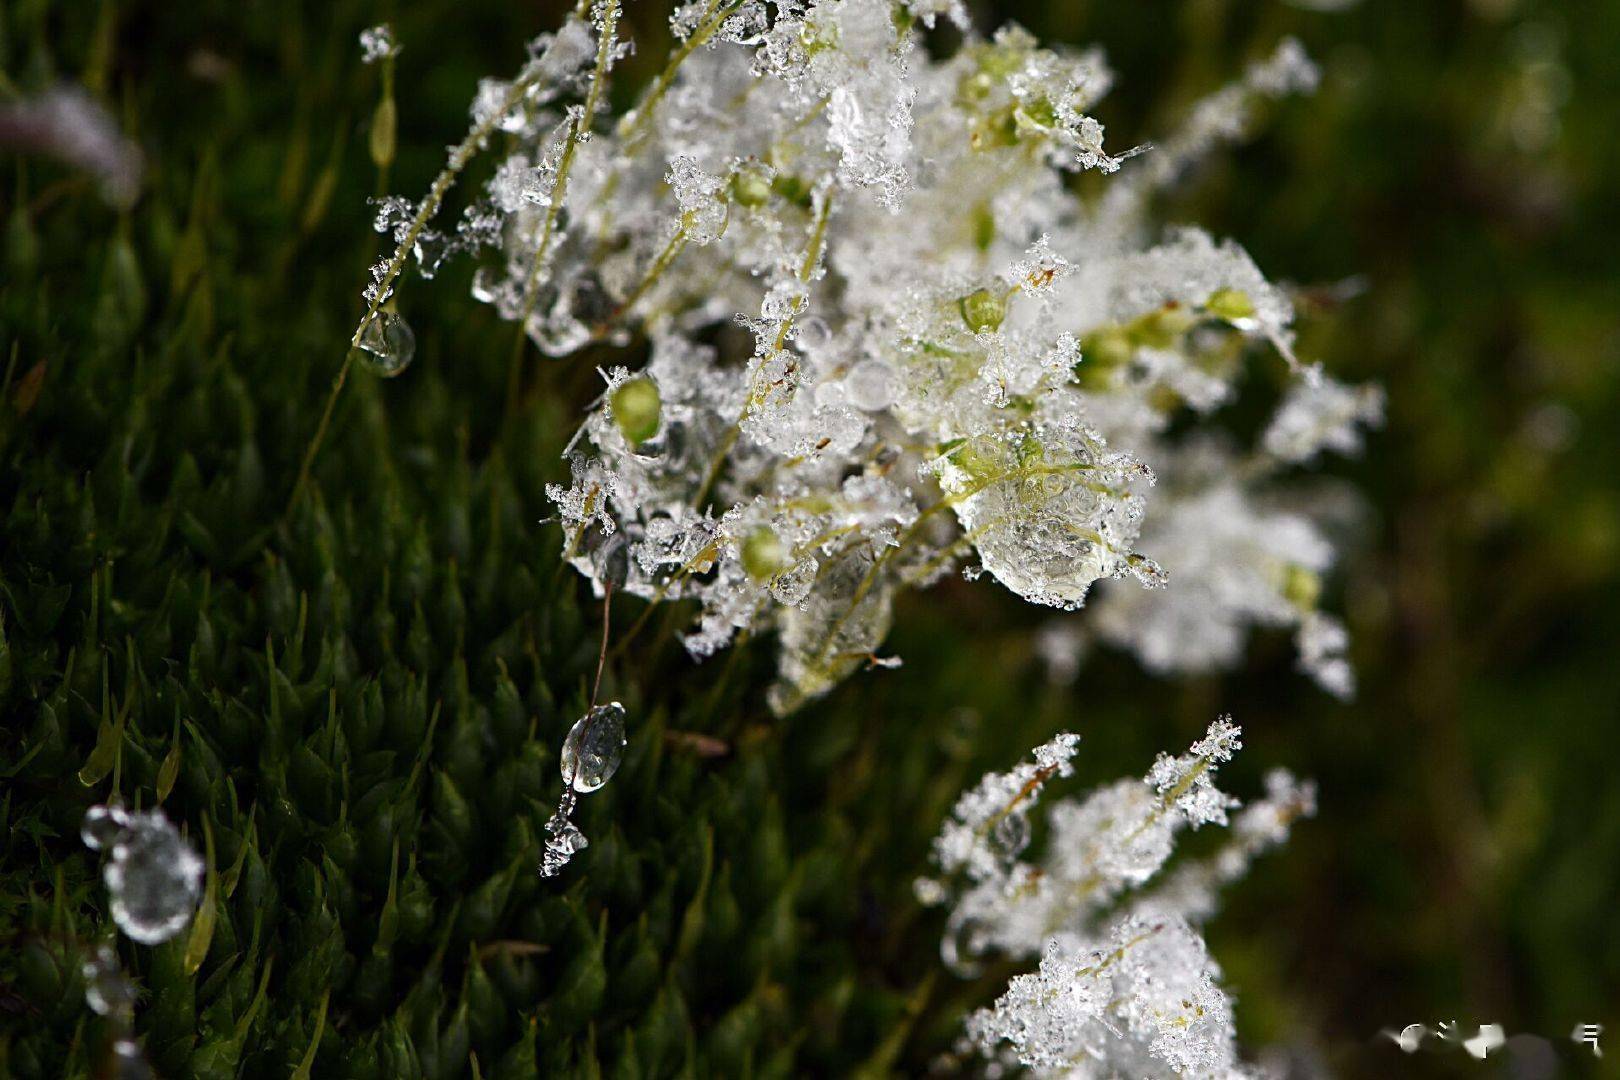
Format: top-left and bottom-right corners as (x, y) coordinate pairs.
(506, 0), (622, 416)
(693, 193), (835, 512)
(293, 54), (559, 512)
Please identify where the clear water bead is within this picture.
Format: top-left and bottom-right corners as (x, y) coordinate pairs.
(82, 944), (137, 1020)
(102, 810), (204, 945)
(355, 311), (416, 377)
(560, 702), (627, 793)
(111, 1038), (154, 1080)
(82, 803), (129, 850)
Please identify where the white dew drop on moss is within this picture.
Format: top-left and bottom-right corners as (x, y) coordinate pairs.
(355, 310), (416, 377)
(84, 804), (204, 945)
(560, 702), (627, 793)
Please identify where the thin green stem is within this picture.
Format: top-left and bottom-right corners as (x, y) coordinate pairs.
(616, 0), (747, 145)
(293, 57), (552, 513)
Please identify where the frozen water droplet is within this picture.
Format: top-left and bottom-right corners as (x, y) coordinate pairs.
(550, 819), (589, 857)
(991, 810), (1031, 856)
(560, 702), (626, 793)
(844, 358), (898, 411)
(82, 944), (136, 1020)
(82, 803), (129, 851)
(356, 311), (416, 377)
(540, 801), (590, 879)
(103, 810), (204, 945)
(111, 1037), (154, 1080)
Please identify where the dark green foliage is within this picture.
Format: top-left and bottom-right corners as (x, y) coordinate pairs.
(0, 2), (962, 1074)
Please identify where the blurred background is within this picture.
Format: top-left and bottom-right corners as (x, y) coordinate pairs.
(4, 0), (1617, 1076)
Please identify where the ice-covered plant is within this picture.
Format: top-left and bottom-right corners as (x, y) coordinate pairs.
(350, 2), (1381, 714)
(919, 721), (1315, 1077)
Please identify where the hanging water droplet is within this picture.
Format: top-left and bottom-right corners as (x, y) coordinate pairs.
(355, 310), (416, 377)
(102, 810), (204, 945)
(991, 810), (1031, 857)
(110, 1037), (154, 1080)
(82, 803), (129, 851)
(559, 702), (626, 793)
(82, 943), (137, 1021)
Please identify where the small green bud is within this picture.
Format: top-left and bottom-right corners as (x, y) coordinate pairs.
(1019, 96), (1058, 129)
(951, 435), (1006, 481)
(958, 70), (995, 104)
(369, 96), (397, 171)
(771, 172), (813, 207)
(973, 106), (1021, 149)
(1148, 384), (1183, 413)
(729, 168), (772, 208)
(1081, 327), (1132, 375)
(611, 376), (662, 448)
(1205, 287), (1256, 321)
(1131, 304), (1197, 348)
(971, 202), (996, 252)
(740, 527), (790, 581)
(960, 288), (1006, 333)
(977, 43), (1022, 79)
(1282, 564), (1322, 611)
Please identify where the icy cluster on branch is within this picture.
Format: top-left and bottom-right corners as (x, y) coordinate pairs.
(919, 721), (1315, 1078)
(361, 2), (1381, 711)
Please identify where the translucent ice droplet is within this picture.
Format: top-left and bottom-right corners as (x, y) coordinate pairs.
(540, 817), (590, 878)
(82, 803), (129, 851)
(355, 311), (416, 377)
(111, 1038), (154, 1080)
(560, 702), (626, 793)
(82, 944), (136, 1020)
(102, 810), (204, 945)
(844, 359), (898, 411)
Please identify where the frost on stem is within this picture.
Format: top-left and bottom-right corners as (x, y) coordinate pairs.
(363, 5), (1380, 713)
(924, 721), (1314, 1078)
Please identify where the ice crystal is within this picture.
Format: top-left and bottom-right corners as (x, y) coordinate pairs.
(83, 804), (204, 946)
(926, 721), (1311, 1077)
(360, 2), (1378, 714)
(359, 24), (401, 65)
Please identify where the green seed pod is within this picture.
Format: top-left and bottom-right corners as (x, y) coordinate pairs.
(951, 435), (1008, 483)
(1283, 564), (1322, 611)
(1131, 304), (1197, 348)
(770, 173), (813, 208)
(971, 202), (996, 252)
(611, 376), (662, 448)
(1205, 287), (1256, 321)
(957, 70), (994, 104)
(369, 96), (397, 171)
(740, 527), (791, 581)
(959, 287), (1006, 333)
(729, 167), (772, 208)
(1079, 326), (1132, 382)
